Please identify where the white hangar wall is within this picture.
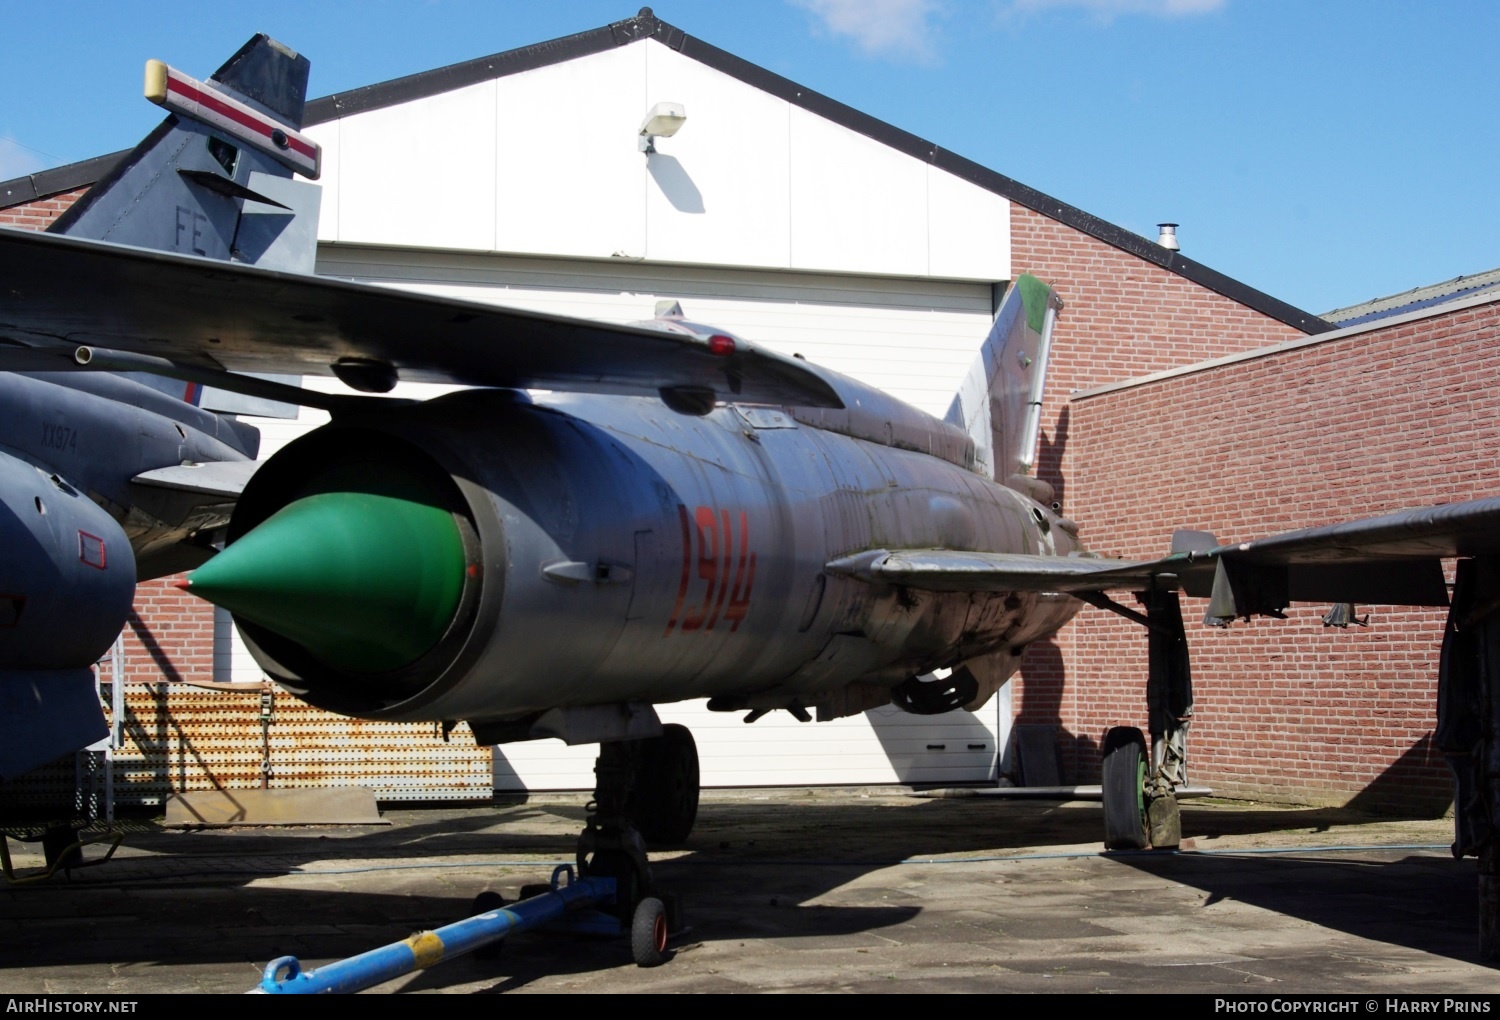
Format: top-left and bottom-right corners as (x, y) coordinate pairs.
(225, 36), (1019, 791)
(311, 40), (1010, 280)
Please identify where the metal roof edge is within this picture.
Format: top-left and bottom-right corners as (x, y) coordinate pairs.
(664, 19), (1330, 335)
(0, 8), (1330, 335)
(920, 149), (1334, 335)
(1071, 287), (1500, 402)
(0, 150), (130, 209)
(0, 12), (661, 208)
(302, 14), (651, 123)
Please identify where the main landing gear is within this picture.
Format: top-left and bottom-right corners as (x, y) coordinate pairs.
(1082, 585), (1193, 851)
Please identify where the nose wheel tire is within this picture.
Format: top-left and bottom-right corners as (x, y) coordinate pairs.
(631, 896), (669, 967)
(1101, 726), (1149, 850)
(629, 723), (700, 846)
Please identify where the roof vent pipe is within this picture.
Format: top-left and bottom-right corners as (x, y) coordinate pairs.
(1157, 223), (1180, 251)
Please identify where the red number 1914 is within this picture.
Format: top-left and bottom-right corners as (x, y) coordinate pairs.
(665, 505), (756, 635)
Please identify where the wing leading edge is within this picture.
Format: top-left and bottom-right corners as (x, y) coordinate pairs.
(0, 227), (843, 410)
(825, 549), (1168, 594)
(828, 496), (1500, 621)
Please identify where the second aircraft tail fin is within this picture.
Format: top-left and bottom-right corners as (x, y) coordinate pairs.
(47, 34), (316, 418)
(47, 34), (320, 275)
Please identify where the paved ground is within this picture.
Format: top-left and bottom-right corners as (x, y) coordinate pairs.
(1, 790), (1493, 994)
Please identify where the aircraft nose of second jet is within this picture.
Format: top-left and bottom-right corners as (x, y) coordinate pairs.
(179, 489), (468, 674)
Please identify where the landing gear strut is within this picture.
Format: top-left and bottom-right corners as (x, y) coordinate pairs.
(1085, 584), (1193, 850)
(1142, 587), (1192, 849)
(575, 723), (698, 942)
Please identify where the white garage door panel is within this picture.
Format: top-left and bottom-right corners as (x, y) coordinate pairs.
(315, 246), (994, 417)
(492, 698), (1001, 791)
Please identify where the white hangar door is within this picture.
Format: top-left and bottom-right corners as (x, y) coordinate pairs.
(315, 246), (995, 419)
(303, 245), (1010, 790)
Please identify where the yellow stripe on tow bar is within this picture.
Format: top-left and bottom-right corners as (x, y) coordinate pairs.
(404, 931), (445, 969)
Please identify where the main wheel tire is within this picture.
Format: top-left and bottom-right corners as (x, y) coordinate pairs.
(472, 890), (507, 913)
(631, 896), (668, 967)
(630, 724), (700, 846)
(1101, 726), (1149, 850)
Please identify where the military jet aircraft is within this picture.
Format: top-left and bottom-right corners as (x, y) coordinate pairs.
(7, 33), (1500, 958)
(0, 35), (322, 780)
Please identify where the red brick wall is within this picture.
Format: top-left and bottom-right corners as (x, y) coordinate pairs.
(1006, 204), (1305, 785)
(126, 579), (218, 685)
(1065, 298), (1500, 809)
(0, 186), (86, 230)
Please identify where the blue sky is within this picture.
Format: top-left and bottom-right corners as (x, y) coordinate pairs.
(2, 0), (1494, 315)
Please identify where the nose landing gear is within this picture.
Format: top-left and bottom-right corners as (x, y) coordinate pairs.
(574, 722), (699, 959)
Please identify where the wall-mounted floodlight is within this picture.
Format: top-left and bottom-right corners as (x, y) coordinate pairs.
(639, 102), (686, 153)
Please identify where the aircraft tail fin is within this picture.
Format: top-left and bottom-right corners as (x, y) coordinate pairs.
(47, 34), (320, 275)
(944, 275), (1062, 499)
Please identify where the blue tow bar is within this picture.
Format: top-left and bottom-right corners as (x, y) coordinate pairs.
(255, 865), (617, 994)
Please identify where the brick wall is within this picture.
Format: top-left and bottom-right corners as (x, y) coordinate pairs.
(1006, 203), (1305, 786)
(1065, 297), (1500, 809)
(0, 186), (85, 230)
(127, 579), (218, 685)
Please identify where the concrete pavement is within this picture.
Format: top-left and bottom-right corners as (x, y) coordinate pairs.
(0, 790), (1492, 994)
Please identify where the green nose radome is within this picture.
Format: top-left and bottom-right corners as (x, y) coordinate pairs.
(180, 491), (467, 674)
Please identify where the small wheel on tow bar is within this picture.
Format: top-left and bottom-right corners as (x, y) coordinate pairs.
(1101, 726), (1149, 850)
(631, 896), (669, 967)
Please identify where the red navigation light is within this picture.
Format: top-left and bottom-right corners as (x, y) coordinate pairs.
(707, 334), (736, 357)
